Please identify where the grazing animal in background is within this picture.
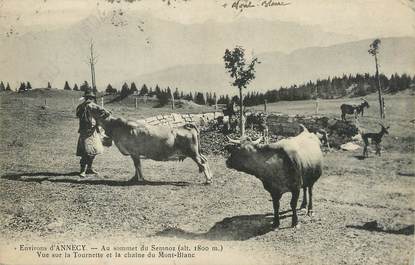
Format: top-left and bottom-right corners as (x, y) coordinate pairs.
(361, 124), (390, 157)
(341, 98), (370, 121)
(85, 102), (213, 184)
(226, 125), (323, 229)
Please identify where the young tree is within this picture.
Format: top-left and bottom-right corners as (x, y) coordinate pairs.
(130, 82), (138, 94)
(139, 84), (149, 96)
(80, 81), (89, 92)
(194, 92), (205, 105)
(6, 82), (11, 91)
(183, 92), (192, 101)
(154, 84), (161, 97)
(18, 82), (27, 92)
(156, 90), (169, 106)
(368, 39), (383, 119)
(173, 87), (180, 99)
(64, 81), (71, 90)
(73, 83), (79, 91)
(224, 46), (260, 136)
(26, 82), (32, 90)
(106, 84), (116, 94)
(47, 82), (52, 89)
(120, 82), (129, 97)
(0, 81), (5, 91)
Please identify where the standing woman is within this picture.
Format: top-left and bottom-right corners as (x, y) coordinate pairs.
(76, 90), (103, 177)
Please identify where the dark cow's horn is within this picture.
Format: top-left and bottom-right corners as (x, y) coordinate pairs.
(227, 136), (241, 145)
(299, 124), (309, 133)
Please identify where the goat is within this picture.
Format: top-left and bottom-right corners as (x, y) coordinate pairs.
(361, 124), (390, 157)
(341, 98), (369, 121)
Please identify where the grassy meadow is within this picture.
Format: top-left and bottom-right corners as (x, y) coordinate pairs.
(0, 89), (414, 265)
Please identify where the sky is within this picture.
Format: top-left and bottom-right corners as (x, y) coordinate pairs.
(1, 0), (414, 39)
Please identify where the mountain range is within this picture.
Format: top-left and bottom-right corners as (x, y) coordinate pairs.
(135, 37), (415, 94)
(0, 11), (413, 94)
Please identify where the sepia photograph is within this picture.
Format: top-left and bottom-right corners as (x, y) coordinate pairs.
(0, 0), (414, 264)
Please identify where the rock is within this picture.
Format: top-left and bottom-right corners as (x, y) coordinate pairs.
(199, 111), (360, 155)
(46, 220), (64, 232)
(340, 142), (361, 151)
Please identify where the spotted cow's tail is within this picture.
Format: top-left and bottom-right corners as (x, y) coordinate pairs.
(183, 123), (203, 154)
(183, 123), (199, 133)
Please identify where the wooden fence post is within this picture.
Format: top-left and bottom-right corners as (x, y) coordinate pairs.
(315, 98), (319, 115)
(171, 92), (175, 110)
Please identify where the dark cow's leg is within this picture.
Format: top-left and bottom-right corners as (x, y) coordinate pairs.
(270, 193), (282, 229)
(300, 187), (307, 210)
(131, 155), (144, 183)
(307, 185), (314, 216)
(290, 189), (300, 228)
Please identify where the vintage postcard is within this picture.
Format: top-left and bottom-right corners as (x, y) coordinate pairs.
(0, 0), (414, 264)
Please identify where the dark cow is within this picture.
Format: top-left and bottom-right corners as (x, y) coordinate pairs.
(226, 126), (323, 229)
(86, 102), (212, 184)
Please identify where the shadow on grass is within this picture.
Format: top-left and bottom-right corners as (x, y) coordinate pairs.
(154, 211), (294, 241)
(353, 155), (366, 160)
(347, 221), (414, 236)
(1, 172), (190, 187)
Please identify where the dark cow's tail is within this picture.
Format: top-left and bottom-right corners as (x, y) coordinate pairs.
(183, 123), (212, 183)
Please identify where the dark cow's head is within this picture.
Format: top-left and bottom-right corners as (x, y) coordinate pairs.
(225, 136), (262, 173)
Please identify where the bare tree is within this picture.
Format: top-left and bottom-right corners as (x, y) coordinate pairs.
(368, 39), (383, 119)
(88, 40), (98, 92)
